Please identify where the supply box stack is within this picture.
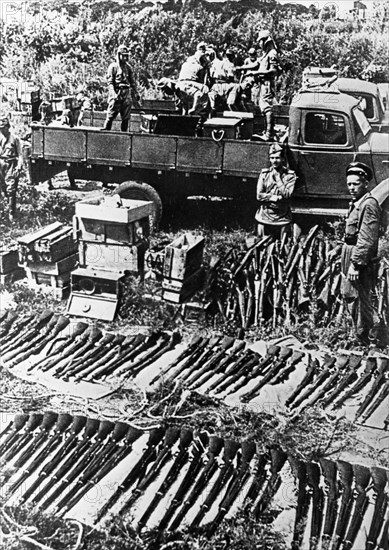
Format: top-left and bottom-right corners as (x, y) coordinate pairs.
(0, 244), (25, 285)
(68, 196), (153, 321)
(17, 222), (78, 298)
(162, 233), (205, 303)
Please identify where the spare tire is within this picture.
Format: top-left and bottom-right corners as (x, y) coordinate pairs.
(115, 181), (163, 230)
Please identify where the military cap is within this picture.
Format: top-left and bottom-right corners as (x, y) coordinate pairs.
(269, 142), (284, 155)
(0, 116), (10, 127)
(196, 41), (207, 52)
(257, 29), (271, 42)
(248, 47), (256, 55)
(117, 44), (129, 54)
(346, 161), (372, 181)
(225, 48), (235, 56)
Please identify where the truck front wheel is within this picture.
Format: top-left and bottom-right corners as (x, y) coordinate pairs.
(115, 181), (163, 229)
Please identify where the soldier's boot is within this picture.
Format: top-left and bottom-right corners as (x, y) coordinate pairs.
(102, 119), (113, 131)
(264, 110), (275, 141)
(121, 119), (129, 132)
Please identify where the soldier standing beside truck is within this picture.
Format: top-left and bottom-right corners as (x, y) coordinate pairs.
(341, 162), (383, 347)
(0, 116), (24, 220)
(103, 44), (140, 132)
(255, 142), (296, 238)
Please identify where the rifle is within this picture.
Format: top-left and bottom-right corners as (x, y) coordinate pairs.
(0, 413), (29, 456)
(85, 334), (142, 380)
(95, 426), (165, 522)
(320, 354), (362, 408)
(19, 415), (88, 504)
(8, 316), (70, 368)
(212, 352), (261, 396)
(290, 354), (336, 410)
(299, 354), (350, 410)
(157, 431), (209, 531)
(184, 336), (235, 387)
(0, 313), (35, 347)
(227, 344), (281, 395)
(285, 225), (319, 281)
(257, 243), (274, 326)
(366, 467), (388, 550)
(72, 333), (127, 380)
(0, 310), (18, 338)
(342, 463), (371, 550)
(332, 356), (377, 409)
(331, 460), (354, 550)
(269, 349), (305, 386)
(32, 417), (100, 506)
(2, 311), (56, 361)
(38, 419), (114, 511)
(319, 458), (339, 550)
(360, 379), (389, 424)
(190, 439), (240, 529)
(159, 336), (210, 386)
(60, 424), (143, 515)
(233, 235), (272, 278)
(61, 332), (117, 379)
(356, 357), (388, 420)
(285, 355), (319, 407)
(306, 461), (324, 549)
(206, 348), (256, 394)
(208, 440), (256, 535)
(240, 346), (294, 402)
(54, 326), (104, 377)
(252, 448), (287, 520)
(114, 332), (168, 377)
(27, 323), (88, 372)
(2, 413), (45, 464)
(2, 310), (53, 354)
(125, 331), (182, 378)
(169, 435), (224, 531)
(137, 428), (193, 530)
(55, 421), (132, 514)
(119, 427), (181, 516)
(243, 451), (269, 514)
(244, 267), (255, 329)
(7, 413), (73, 497)
(189, 340), (246, 391)
(149, 334), (203, 385)
(289, 458), (309, 550)
(164, 336), (223, 387)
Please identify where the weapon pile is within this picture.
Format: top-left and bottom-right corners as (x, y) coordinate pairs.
(204, 228), (389, 329)
(1, 309), (388, 427)
(0, 412), (387, 543)
(0, 309), (181, 382)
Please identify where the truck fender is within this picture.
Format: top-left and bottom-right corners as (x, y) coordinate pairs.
(371, 178), (389, 230)
(115, 181), (163, 229)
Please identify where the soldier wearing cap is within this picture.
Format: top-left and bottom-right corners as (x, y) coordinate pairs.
(176, 48), (210, 115)
(103, 44), (140, 132)
(0, 116), (24, 219)
(255, 142), (296, 238)
(341, 161), (383, 346)
(239, 30), (279, 140)
(208, 47), (243, 114)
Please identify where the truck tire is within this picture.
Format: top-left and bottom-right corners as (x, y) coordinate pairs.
(115, 181), (163, 229)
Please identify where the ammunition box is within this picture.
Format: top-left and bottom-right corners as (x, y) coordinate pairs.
(75, 197), (154, 225)
(74, 216), (149, 245)
(203, 117), (253, 140)
(0, 246), (19, 274)
(163, 233), (204, 281)
(162, 267), (205, 303)
(78, 241), (147, 274)
(140, 114), (158, 133)
(17, 222), (76, 264)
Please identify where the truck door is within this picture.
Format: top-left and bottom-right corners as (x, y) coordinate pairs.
(296, 110), (355, 197)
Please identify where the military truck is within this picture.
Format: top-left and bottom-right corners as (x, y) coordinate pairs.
(29, 86), (389, 223)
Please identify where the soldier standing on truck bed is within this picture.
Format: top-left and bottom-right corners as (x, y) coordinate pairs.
(0, 115), (24, 221)
(103, 44), (140, 132)
(237, 30), (279, 140)
(341, 162), (384, 347)
(176, 43), (210, 115)
(255, 142), (296, 239)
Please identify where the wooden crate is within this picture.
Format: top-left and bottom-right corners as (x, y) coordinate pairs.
(25, 253), (78, 276)
(0, 268), (25, 286)
(163, 234), (204, 281)
(162, 268), (204, 303)
(17, 222), (76, 264)
(73, 215), (149, 245)
(75, 197), (154, 225)
(0, 246), (19, 274)
(78, 241), (147, 274)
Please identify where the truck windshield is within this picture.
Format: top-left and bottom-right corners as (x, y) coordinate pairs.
(353, 107), (371, 138)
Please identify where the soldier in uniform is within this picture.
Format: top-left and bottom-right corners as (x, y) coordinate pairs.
(239, 30), (279, 140)
(255, 142), (296, 238)
(0, 116), (24, 220)
(175, 42), (210, 115)
(103, 44), (140, 132)
(341, 162), (383, 346)
(208, 48), (242, 114)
